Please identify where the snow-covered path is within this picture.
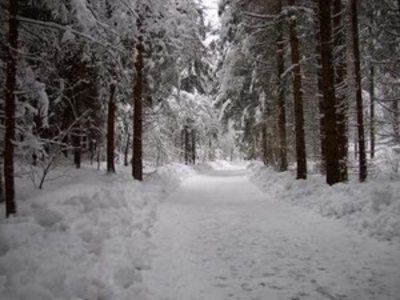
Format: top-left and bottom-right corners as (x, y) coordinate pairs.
(144, 167), (400, 300)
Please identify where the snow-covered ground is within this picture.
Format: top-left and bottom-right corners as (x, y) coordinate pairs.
(0, 163), (193, 300)
(144, 163), (400, 300)
(2, 161), (400, 300)
(249, 162), (400, 246)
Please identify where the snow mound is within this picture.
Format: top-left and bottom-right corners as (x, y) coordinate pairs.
(146, 163), (194, 194)
(249, 162), (400, 246)
(0, 164), (192, 300)
(195, 160), (246, 172)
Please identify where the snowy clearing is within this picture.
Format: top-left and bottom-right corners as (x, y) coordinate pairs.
(144, 163), (400, 300)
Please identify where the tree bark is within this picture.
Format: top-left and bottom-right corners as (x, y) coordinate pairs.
(316, 21), (326, 174)
(184, 127), (189, 165)
(369, 65), (375, 159)
(0, 164), (4, 204)
(277, 0), (288, 172)
(107, 83), (116, 173)
(124, 133), (130, 166)
(262, 123), (269, 166)
(333, 0), (348, 181)
(132, 21), (144, 181)
(73, 131), (81, 169)
(4, 0), (19, 217)
(192, 130), (196, 165)
(288, 0), (307, 180)
(351, 0), (367, 182)
(318, 0), (341, 185)
(73, 97), (81, 169)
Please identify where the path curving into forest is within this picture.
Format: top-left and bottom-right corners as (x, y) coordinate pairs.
(143, 166), (400, 300)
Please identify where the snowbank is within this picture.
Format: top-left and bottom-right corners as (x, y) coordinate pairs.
(0, 164), (193, 300)
(195, 160), (247, 172)
(249, 162), (400, 246)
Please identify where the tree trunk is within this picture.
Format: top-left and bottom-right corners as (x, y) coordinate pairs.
(316, 31), (326, 174)
(124, 133), (130, 166)
(368, 7), (375, 159)
(333, 0), (348, 181)
(288, 0), (307, 180)
(107, 83), (116, 173)
(318, 0), (341, 185)
(4, 0), (19, 217)
(262, 123), (269, 166)
(369, 65), (375, 159)
(277, 0), (288, 172)
(132, 27), (144, 181)
(184, 127), (189, 165)
(0, 164), (4, 204)
(352, 0), (367, 182)
(393, 94), (400, 142)
(192, 130), (196, 165)
(73, 131), (81, 169)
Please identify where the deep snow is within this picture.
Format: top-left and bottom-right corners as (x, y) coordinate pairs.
(144, 163), (400, 300)
(0, 163), (193, 300)
(2, 161), (400, 300)
(248, 162), (400, 246)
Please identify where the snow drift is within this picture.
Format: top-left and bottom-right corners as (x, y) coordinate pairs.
(0, 164), (193, 300)
(249, 162), (400, 246)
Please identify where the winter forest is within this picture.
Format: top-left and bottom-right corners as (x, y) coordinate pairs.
(1, 0), (400, 299)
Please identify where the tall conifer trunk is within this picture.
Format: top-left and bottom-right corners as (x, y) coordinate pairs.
(369, 65), (375, 159)
(133, 36), (144, 181)
(4, 0), (19, 217)
(333, 0), (348, 181)
(107, 84), (116, 173)
(124, 134), (130, 166)
(277, 0), (288, 172)
(351, 0), (367, 182)
(315, 14), (326, 174)
(288, 0), (307, 179)
(318, 0), (341, 185)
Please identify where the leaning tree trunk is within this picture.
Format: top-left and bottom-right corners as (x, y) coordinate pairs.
(318, 0), (341, 185)
(333, 0), (348, 181)
(277, 0), (288, 172)
(352, 0), (367, 182)
(4, 0), (19, 217)
(107, 83), (116, 173)
(288, 0), (307, 180)
(132, 33), (144, 181)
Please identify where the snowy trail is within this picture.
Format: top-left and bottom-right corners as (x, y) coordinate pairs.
(144, 167), (400, 300)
